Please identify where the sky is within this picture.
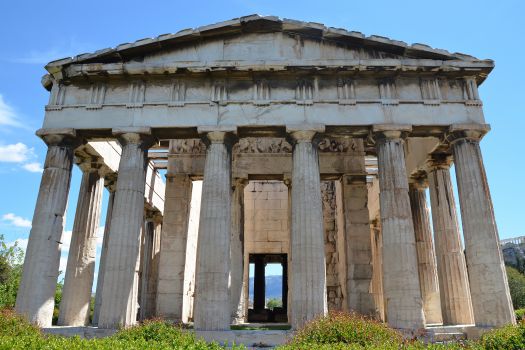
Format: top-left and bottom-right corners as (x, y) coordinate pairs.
(0, 0), (524, 287)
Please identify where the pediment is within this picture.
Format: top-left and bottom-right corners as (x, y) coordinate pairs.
(45, 15), (488, 73)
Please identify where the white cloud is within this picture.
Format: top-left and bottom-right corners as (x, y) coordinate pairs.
(2, 213), (32, 228)
(0, 143), (33, 163)
(0, 94), (22, 128)
(61, 230), (72, 253)
(22, 162), (43, 173)
(7, 238), (28, 251)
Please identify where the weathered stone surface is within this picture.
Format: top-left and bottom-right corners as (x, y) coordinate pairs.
(59, 167), (104, 326)
(230, 179), (247, 323)
(16, 133), (77, 327)
(194, 131), (234, 331)
(93, 190), (115, 326)
(289, 129), (327, 329)
(156, 173), (192, 321)
(375, 129), (425, 329)
(427, 162), (473, 325)
(408, 181), (442, 325)
(343, 174), (375, 316)
(139, 216), (162, 320)
(451, 133), (515, 327)
(97, 131), (152, 328)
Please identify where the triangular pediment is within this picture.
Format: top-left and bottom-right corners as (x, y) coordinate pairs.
(46, 15), (486, 72)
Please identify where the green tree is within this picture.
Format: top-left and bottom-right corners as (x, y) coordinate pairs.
(0, 234), (24, 308)
(507, 266), (525, 309)
(266, 298), (282, 310)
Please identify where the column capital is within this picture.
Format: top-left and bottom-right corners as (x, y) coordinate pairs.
(197, 126), (237, 147)
(36, 128), (82, 148)
(232, 177), (248, 190)
(286, 124), (325, 144)
(104, 173), (118, 192)
(445, 124), (490, 145)
(371, 124), (412, 142)
(113, 127), (156, 149)
(408, 175), (428, 190)
(427, 153), (453, 170)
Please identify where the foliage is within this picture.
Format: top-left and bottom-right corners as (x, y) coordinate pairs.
(266, 297), (283, 310)
(0, 310), (245, 349)
(515, 308), (525, 321)
(506, 266), (525, 309)
(52, 279), (64, 325)
(0, 235), (23, 308)
(479, 321), (525, 350)
(282, 311), (403, 348)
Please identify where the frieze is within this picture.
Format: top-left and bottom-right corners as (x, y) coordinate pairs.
(234, 137), (292, 154)
(318, 138), (359, 152)
(169, 139), (206, 155)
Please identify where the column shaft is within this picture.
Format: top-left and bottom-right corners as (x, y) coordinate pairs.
(452, 136), (515, 327)
(409, 183), (443, 325)
(230, 179), (246, 323)
(289, 130), (327, 329)
(428, 165), (474, 325)
(139, 218), (162, 320)
(194, 132), (233, 331)
(15, 133), (76, 327)
(375, 131), (425, 329)
(156, 174), (192, 321)
(93, 190), (115, 325)
(343, 175), (375, 315)
(254, 256), (266, 311)
(58, 168), (104, 326)
(98, 132), (150, 328)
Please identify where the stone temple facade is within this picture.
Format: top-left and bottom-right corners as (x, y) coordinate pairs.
(16, 15), (514, 336)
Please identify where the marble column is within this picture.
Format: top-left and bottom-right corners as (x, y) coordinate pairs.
(194, 130), (235, 331)
(156, 174), (192, 321)
(58, 162), (105, 326)
(230, 178), (247, 323)
(15, 129), (78, 327)
(93, 185), (116, 326)
(427, 157), (474, 325)
(342, 174), (375, 315)
(408, 179), (443, 325)
(450, 127), (515, 327)
(98, 128), (153, 328)
(370, 220), (385, 321)
(140, 213), (162, 320)
(374, 127), (425, 329)
(288, 128), (327, 329)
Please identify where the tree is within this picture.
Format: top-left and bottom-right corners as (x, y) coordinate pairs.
(266, 298), (282, 310)
(0, 235), (24, 308)
(506, 266), (525, 310)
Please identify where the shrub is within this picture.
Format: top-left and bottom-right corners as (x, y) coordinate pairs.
(283, 311), (403, 348)
(515, 308), (525, 321)
(507, 267), (525, 309)
(479, 321), (525, 350)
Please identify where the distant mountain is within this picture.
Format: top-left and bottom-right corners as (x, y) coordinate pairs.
(248, 275), (283, 300)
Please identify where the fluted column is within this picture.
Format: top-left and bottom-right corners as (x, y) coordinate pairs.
(15, 129), (79, 327)
(93, 184), (116, 326)
(230, 178), (247, 323)
(156, 173), (193, 321)
(194, 129), (235, 331)
(288, 127), (327, 329)
(427, 156), (473, 325)
(140, 212), (162, 320)
(342, 174), (375, 315)
(450, 127), (515, 327)
(58, 161), (105, 326)
(98, 128), (154, 328)
(408, 179), (442, 325)
(374, 126), (425, 329)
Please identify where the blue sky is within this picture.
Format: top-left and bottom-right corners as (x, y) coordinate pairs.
(0, 0), (523, 285)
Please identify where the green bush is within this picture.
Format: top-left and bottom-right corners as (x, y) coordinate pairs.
(515, 308), (525, 321)
(479, 321), (525, 350)
(0, 309), (245, 349)
(281, 311), (403, 348)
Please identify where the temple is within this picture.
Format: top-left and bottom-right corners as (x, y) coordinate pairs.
(16, 15), (514, 340)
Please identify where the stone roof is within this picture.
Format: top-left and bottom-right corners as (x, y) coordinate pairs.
(45, 14), (490, 73)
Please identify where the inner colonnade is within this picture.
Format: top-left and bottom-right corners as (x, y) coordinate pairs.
(14, 15), (515, 335)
